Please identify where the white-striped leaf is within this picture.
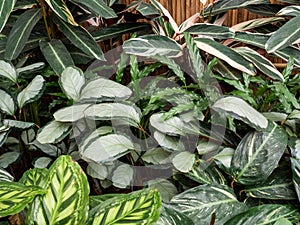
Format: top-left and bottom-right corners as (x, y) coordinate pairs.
(123, 35), (182, 58)
(5, 8), (42, 60)
(0, 181), (45, 217)
(291, 158), (300, 203)
(185, 23), (235, 39)
(88, 188), (161, 224)
(277, 6), (300, 17)
(71, 0), (117, 19)
(40, 40), (74, 75)
(54, 17), (105, 61)
(266, 15), (300, 53)
(157, 204), (194, 225)
(45, 0), (77, 26)
(212, 96), (268, 130)
(112, 164), (134, 188)
(19, 168), (48, 187)
(36, 120), (72, 144)
(0, 60), (17, 83)
(194, 38), (256, 75)
(79, 134), (134, 163)
(17, 75), (45, 108)
(0, 0), (17, 32)
(79, 77), (132, 102)
(0, 168), (13, 182)
(231, 17), (284, 31)
(172, 152), (195, 173)
(0, 89), (15, 116)
(27, 155), (89, 224)
(54, 104), (91, 122)
(0, 130), (9, 148)
(235, 47), (284, 81)
(3, 119), (35, 130)
(17, 62), (45, 75)
(169, 184), (246, 225)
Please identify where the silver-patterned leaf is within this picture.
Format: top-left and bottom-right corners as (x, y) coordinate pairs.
(112, 164), (134, 188)
(0, 60), (17, 83)
(0, 89), (15, 116)
(0, 168), (13, 182)
(185, 23), (235, 39)
(3, 119), (35, 130)
(54, 104), (91, 122)
(172, 152), (195, 173)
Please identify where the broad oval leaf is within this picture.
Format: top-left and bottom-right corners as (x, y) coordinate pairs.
(45, 0), (77, 25)
(0, 181), (45, 217)
(36, 120), (72, 144)
(0, 0), (17, 32)
(212, 96), (268, 130)
(17, 75), (45, 108)
(142, 148), (171, 165)
(0, 89), (15, 116)
(88, 188), (161, 224)
(27, 155), (89, 224)
(60, 66), (85, 101)
(157, 204), (194, 225)
(40, 40), (74, 75)
(231, 123), (288, 185)
(153, 131), (185, 152)
(150, 113), (185, 136)
(87, 162), (108, 180)
(0, 152), (20, 168)
(54, 104), (91, 122)
(80, 134), (134, 163)
(147, 179), (178, 203)
(172, 152), (195, 173)
(112, 164), (134, 188)
(0, 60), (17, 82)
(185, 24), (235, 39)
(33, 157), (53, 169)
(169, 184), (246, 225)
(194, 38), (256, 75)
(5, 8), (42, 60)
(79, 77), (132, 102)
(123, 35), (182, 58)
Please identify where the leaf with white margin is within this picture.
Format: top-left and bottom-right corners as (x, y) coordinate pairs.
(150, 113), (185, 136)
(172, 151), (195, 173)
(0, 89), (15, 116)
(0, 60), (17, 82)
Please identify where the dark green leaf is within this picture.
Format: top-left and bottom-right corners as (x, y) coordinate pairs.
(45, 0), (77, 25)
(0, 0), (17, 32)
(185, 24), (235, 39)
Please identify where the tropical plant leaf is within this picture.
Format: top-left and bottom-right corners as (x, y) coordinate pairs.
(277, 5), (300, 17)
(0, 89), (15, 116)
(123, 35), (182, 58)
(17, 75), (45, 108)
(224, 204), (300, 225)
(157, 203), (194, 225)
(266, 15), (300, 53)
(86, 162), (108, 180)
(231, 123), (288, 185)
(0, 181), (45, 217)
(5, 8), (42, 60)
(142, 148), (171, 165)
(45, 0), (77, 25)
(212, 96), (268, 130)
(36, 120), (72, 144)
(33, 157), (53, 169)
(147, 179), (178, 203)
(212, 147), (235, 172)
(17, 62), (45, 75)
(153, 131), (185, 152)
(40, 40), (75, 75)
(0, 60), (17, 83)
(0, 168), (13, 182)
(112, 164), (134, 188)
(87, 188), (161, 224)
(172, 152), (195, 173)
(136, 2), (160, 16)
(27, 155), (89, 224)
(0, 0), (17, 32)
(231, 17), (285, 31)
(79, 134), (134, 163)
(54, 17), (105, 61)
(194, 38), (256, 75)
(3, 119), (35, 130)
(0, 151), (19, 168)
(0, 130), (10, 148)
(71, 0), (117, 19)
(54, 104), (91, 122)
(185, 23), (235, 39)
(169, 184), (246, 225)
(291, 158), (300, 203)
(150, 113), (185, 136)
(19, 168), (48, 187)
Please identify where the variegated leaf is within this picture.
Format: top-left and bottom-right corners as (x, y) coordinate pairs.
(19, 168), (48, 188)
(0, 60), (17, 83)
(0, 89), (15, 116)
(185, 23), (235, 39)
(0, 0), (17, 32)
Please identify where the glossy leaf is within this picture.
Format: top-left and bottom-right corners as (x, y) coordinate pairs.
(17, 75), (45, 108)
(0, 60), (17, 82)
(112, 164), (134, 188)
(172, 152), (195, 173)
(40, 40), (74, 75)
(0, 168), (13, 182)
(185, 23), (235, 39)
(157, 204), (194, 225)
(0, 0), (17, 32)
(231, 17), (285, 31)
(19, 168), (48, 187)
(88, 188), (161, 224)
(231, 123), (288, 185)
(5, 9), (42, 60)
(0, 89), (15, 116)
(153, 131), (185, 152)
(45, 0), (77, 25)
(3, 119), (35, 130)
(291, 158), (300, 203)
(54, 104), (91, 122)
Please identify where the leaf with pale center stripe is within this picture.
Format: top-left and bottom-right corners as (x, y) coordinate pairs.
(185, 23), (235, 39)
(0, 0), (17, 32)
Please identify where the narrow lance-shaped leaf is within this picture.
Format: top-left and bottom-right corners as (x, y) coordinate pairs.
(45, 0), (77, 25)
(0, 168), (13, 182)
(277, 5), (300, 17)
(5, 8), (42, 60)
(0, 89), (15, 116)
(231, 17), (285, 32)
(185, 23), (235, 39)
(17, 75), (45, 108)
(40, 40), (74, 75)
(0, 60), (17, 83)
(0, 0), (17, 32)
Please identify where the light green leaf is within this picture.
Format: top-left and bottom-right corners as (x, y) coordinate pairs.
(0, 0), (17, 32)
(197, 139), (219, 154)
(154, 131), (185, 152)
(185, 23), (235, 39)
(36, 120), (72, 144)
(0, 60), (17, 82)
(33, 157), (53, 169)
(213, 147), (235, 172)
(231, 123), (288, 185)
(291, 158), (300, 204)
(0, 168), (13, 182)
(275, 218), (293, 225)
(17, 75), (45, 108)
(45, 0), (77, 25)
(40, 40), (74, 75)
(54, 104), (91, 122)
(19, 168), (48, 187)
(123, 35), (182, 58)
(27, 155), (89, 224)
(0, 181), (45, 217)
(3, 119), (35, 130)
(150, 113), (185, 136)
(79, 134), (134, 163)
(88, 188), (161, 224)
(17, 62), (45, 75)
(0, 89), (15, 116)
(87, 162), (108, 180)
(172, 152), (195, 173)
(0, 152), (20, 168)
(147, 179), (178, 203)
(71, 0), (117, 19)
(112, 164), (134, 188)
(5, 8), (42, 60)
(142, 148), (171, 165)
(212, 96), (268, 130)
(157, 204), (194, 225)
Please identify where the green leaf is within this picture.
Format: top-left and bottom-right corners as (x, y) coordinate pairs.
(212, 96), (268, 130)
(154, 131), (185, 152)
(84, 103), (141, 127)
(158, 204), (194, 225)
(5, 8), (42, 60)
(17, 75), (45, 108)
(147, 179), (178, 203)
(40, 40), (75, 75)
(231, 123), (288, 185)
(231, 17), (285, 32)
(79, 77), (132, 102)
(275, 218), (293, 225)
(278, 6), (300, 17)
(185, 24), (235, 39)
(0, 181), (45, 217)
(142, 148), (171, 165)
(169, 184), (246, 225)
(212, 147), (235, 172)
(54, 104), (91, 122)
(86, 162), (108, 180)
(33, 157), (53, 168)
(224, 204), (300, 225)
(17, 62), (45, 75)
(235, 47), (284, 81)
(3, 119), (34, 130)
(266, 15), (300, 53)
(54, 17), (105, 61)
(19, 168), (48, 187)
(79, 134), (134, 163)
(123, 35), (182, 58)
(291, 158), (300, 203)
(27, 155), (89, 224)
(71, 0), (117, 19)
(112, 164), (134, 188)
(194, 38), (256, 75)
(172, 152), (195, 173)
(150, 113), (185, 136)
(0, 151), (20, 168)
(45, 0), (77, 25)
(36, 120), (72, 144)
(88, 188), (161, 224)
(0, 130), (10, 148)
(0, 89), (15, 116)
(0, 168), (13, 182)
(137, 2), (160, 16)
(0, 60), (17, 82)
(0, 0), (17, 32)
